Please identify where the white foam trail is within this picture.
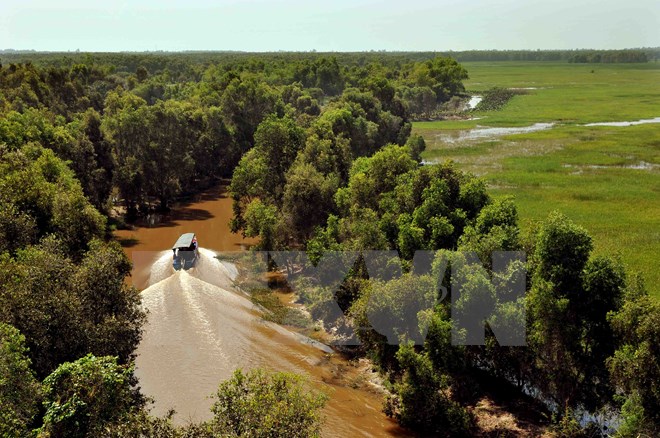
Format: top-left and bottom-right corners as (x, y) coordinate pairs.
(147, 251), (174, 287)
(136, 248), (335, 423)
(192, 248), (236, 290)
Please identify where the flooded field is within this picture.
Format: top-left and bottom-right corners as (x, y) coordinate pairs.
(584, 116), (660, 127)
(115, 186), (410, 437)
(413, 61), (660, 297)
(431, 122), (555, 147)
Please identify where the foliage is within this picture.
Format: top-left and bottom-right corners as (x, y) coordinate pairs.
(528, 212), (625, 410)
(101, 410), (214, 438)
(352, 273), (437, 349)
(40, 354), (140, 438)
(0, 323), (41, 438)
(607, 278), (660, 434)
(102, 93), (223, 210)
(386, 344), (472, 436)
(242, 199), (282, 250)
(282, 160), (338, 242)
(474, 87), (518, 111)
(0, 239), (144, 379)
(210, 368), (327, 438)
(0, 144), (105, 256)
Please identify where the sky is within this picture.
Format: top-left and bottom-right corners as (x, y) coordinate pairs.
(1, 0), (658, 52)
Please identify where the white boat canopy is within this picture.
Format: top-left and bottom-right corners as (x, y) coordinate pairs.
(172, 233), (196, 250)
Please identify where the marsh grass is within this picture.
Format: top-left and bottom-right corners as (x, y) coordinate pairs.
(414, 62), (660, 296)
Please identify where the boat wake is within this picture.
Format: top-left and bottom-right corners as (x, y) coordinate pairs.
(135, 248), (326, 421)
(135, 248), (406, 436)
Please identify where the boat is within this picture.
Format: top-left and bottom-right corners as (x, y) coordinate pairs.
(172, 232), (199, 270)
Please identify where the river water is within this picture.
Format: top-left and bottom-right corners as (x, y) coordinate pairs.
(115, 186), (410, 437)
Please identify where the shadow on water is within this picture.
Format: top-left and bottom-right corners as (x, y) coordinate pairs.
(137, 207), (216, 228)
(116, 237), (140, 248)
(114, 185), (254, 260)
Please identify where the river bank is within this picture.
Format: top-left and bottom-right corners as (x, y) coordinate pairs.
(114, 184), (412, 437)
(113, 183), (557, 437)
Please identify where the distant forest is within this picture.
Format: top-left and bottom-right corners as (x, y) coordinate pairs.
(1, 47), (658, 75)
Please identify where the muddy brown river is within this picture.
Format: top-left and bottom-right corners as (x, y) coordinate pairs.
(115, 186), (411, 437)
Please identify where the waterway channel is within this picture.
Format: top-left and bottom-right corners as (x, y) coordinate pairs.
(114, 185), (411, 437)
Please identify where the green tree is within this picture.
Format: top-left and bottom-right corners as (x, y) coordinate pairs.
(0, 239), (144, 379)
(458, 196), (521, 266)
(397, 86), (437, 118)
(337, 144), (417, 214)
(407, 57), (468, 103)
(534, 211), (592, 292)
(40, 354), (140, 438)
(71, 240), (146, 364)
(0, 144), (105, 255)
(135, 66), (149, 83)
(243, 199), (282, 250)
(528, 212), (623, 410)
(351, 273), (437, 368)
(142, 100), (196, 209)
(81, 108), (114, 210)
(608, 278), (660, 435)
(387, 344), (472, 436)
(210, 368), (327, 438)
(0, 323), (41, 437)
(297, 134), (352, 183)
(101, 90), (149, 215)
(194, 106), (235, 181)
(220, 76), (279, 150)
(253, 114), (306, 203)
(282, 160), (338, 243)
(311, 102), (377, 158)
(228, 148), (269, 234)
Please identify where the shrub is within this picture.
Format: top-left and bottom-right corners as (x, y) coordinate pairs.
(211, 368), (327, 438)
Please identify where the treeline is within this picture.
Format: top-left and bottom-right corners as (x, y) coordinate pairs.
(2, 48), (657, 76)
(446, 48), (655, 63)
(568, 50), (650, 63)
(0, 54), (468, 217)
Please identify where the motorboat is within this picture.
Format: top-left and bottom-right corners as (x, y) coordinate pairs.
(172, 232), (198, 270)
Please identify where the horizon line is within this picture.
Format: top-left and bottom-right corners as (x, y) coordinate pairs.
(2, 46), (660, 55)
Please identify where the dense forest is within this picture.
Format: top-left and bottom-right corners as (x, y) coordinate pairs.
(0, 51), (658, 437)
(1, 47), (658, 74)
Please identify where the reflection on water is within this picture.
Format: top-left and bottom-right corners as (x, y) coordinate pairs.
(115, 186), (256, 291)
(563, 161), (659, 172)
(585, 116), (660, 127)
(466, 95), (482, 110)
(117, 186), (410, 437)
(436, 122), (555, 144)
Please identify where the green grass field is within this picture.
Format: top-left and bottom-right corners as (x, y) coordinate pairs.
(413, 62), (660, 296)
